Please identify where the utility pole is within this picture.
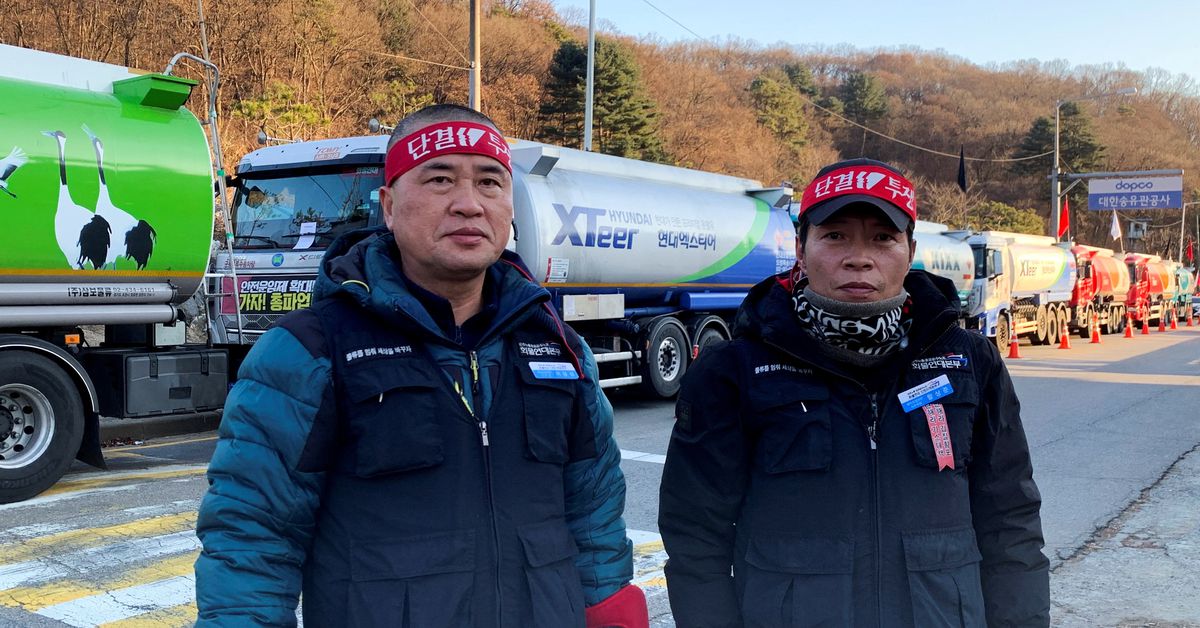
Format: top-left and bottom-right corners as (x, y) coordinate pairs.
(468, 0), (482, 111)
(1050, 87), (1136, 240)
(583, 0), (596, 151)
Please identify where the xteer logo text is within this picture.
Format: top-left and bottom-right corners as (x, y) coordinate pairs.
(551, 204), (639, 250)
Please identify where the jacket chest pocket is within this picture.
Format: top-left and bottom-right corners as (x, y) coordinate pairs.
(342, 359), (445, 478)
(518, 364), (596, 465)
(748, 381), (832, 474)
(905, 372), (978, 471)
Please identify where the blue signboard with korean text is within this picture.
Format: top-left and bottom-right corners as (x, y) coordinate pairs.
(1087, 176), (1183, 210)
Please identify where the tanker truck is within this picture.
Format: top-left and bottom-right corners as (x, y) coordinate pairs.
(0, 44), (232, 502)
(1125, 253), (1173, 327)
(1173, 265), (1196, 319)
(212, 133), (797, 400)
(964, 231), (1077, 353)
(1069, 245), (1130, 336)
(911, 221), (974, 314)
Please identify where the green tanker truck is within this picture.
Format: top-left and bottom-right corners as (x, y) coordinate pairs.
(0, 44), (234, 503)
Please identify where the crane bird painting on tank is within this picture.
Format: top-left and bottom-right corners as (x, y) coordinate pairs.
(81, 125), (157, 270)
(0, 146), (26, 198)
(43, 129), (107, 270)
(42, 128), (157, 270)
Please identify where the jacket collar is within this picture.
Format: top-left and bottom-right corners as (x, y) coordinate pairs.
(735, 269), (962, 374)
(313, 226), (551, 345)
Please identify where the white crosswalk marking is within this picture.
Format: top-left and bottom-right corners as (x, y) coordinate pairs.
(0, 530), (201, 590)
(0, 490), (668, 628)
(38, 576), (196, 627)
(621, 449), (667, 464)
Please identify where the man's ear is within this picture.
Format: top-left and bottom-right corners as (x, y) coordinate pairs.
(908, 235), (917, 266)
(794, 235), (806, 273)
(379, 185), (395, 230)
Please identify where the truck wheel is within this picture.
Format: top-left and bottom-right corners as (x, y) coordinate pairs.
(1033, 305), (1049, 345)
(0, 351), (85, 504)
(1046, 313), (1060, 347)
(695, 328), (726, 356)
(640, 318), (688, 398)
(995, 313), (1011, 355)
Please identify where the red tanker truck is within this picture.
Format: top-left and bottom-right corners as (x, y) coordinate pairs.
(1071, 245), (1131, 335)
(1126, 253), (1175, 327)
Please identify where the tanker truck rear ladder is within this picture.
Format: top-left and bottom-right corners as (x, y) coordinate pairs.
(161, 53), (248, 358)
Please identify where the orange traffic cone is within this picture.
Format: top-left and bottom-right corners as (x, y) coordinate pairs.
(1142, 307), (1151, 335)
(1170, 307), (1179, 330)
(1124, 311), (1135, 338)
(1158, 308), (1167, 332)
(1188, 308), (1195, 327)
(1058, 323), (1072, 349)
(1090, 312), (1102, 344)
(1006, 318), (1021, 359)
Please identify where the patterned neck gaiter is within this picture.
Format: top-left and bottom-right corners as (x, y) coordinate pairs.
(792, 281), (912, 356)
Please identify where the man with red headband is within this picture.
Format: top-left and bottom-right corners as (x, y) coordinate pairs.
(196, 104), (647, 627)
(659, 158), (1049, 627)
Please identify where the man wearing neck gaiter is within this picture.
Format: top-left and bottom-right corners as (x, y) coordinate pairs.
(660, 158), (1050, 627)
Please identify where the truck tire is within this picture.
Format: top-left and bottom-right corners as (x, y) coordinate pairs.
(640, 317), (688, 399)
(995, 312), (1011, 356)
(1057, 307), (1070, 340)
(1046, 311), (1060, 347)
(1033, 305), (1049, 345)
(695, 327), (727, 356)
(0, 351), (85, 504)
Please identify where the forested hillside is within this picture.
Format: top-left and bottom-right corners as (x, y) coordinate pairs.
(5, 0), (1200, 256)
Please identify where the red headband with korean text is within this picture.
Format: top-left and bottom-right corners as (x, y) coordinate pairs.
(384, 121), (512, 186)
(799, 164), (917, 221)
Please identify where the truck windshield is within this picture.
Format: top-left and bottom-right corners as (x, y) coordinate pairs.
(232, 166), (383, 249)
(973, 246), (987, 279)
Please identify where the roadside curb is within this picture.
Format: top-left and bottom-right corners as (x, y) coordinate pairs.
(99, 411), (222, 442)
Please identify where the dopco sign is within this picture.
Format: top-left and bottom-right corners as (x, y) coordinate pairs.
(1088, 176), (1183, 210)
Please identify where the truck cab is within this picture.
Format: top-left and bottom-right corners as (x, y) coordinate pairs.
(211, 136), (387, 344)
(965, 233), (1010, 345)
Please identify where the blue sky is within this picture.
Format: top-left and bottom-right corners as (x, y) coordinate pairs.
(554, 0), (1200, 82)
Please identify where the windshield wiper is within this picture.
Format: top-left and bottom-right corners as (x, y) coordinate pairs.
(281, 231), (336, 243)
(234, 234), (285, 248)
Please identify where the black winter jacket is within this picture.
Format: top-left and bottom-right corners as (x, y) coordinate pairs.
(658, 270), (1050, 628)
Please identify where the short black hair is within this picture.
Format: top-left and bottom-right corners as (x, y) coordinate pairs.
(796, 202), (915, 250)
(386, 104), (502, 149)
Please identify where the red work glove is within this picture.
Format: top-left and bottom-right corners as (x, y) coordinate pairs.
(585, 584), (649, 628)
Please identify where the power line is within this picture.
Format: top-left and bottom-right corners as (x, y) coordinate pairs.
(797, 92), (1052, 163)
(351, 47), (470, 71)
(639, 0), (708, 41)
(635, 2), (1051, 164)
(404, 0), (470, 65)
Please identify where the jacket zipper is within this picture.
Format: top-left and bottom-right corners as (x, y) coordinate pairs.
(764, 315), (960, 628)
(457, 351), (502, 624)
(869, 392), (883, 627)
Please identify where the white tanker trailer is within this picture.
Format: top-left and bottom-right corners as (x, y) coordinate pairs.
(912, 221), (974, 312)
(965, 230), (1077, 353)
(214, 136), (796, 399)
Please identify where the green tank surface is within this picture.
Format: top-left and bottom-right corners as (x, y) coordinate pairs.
(0, 44), (227, 505)
(0, 44), (214, 316)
